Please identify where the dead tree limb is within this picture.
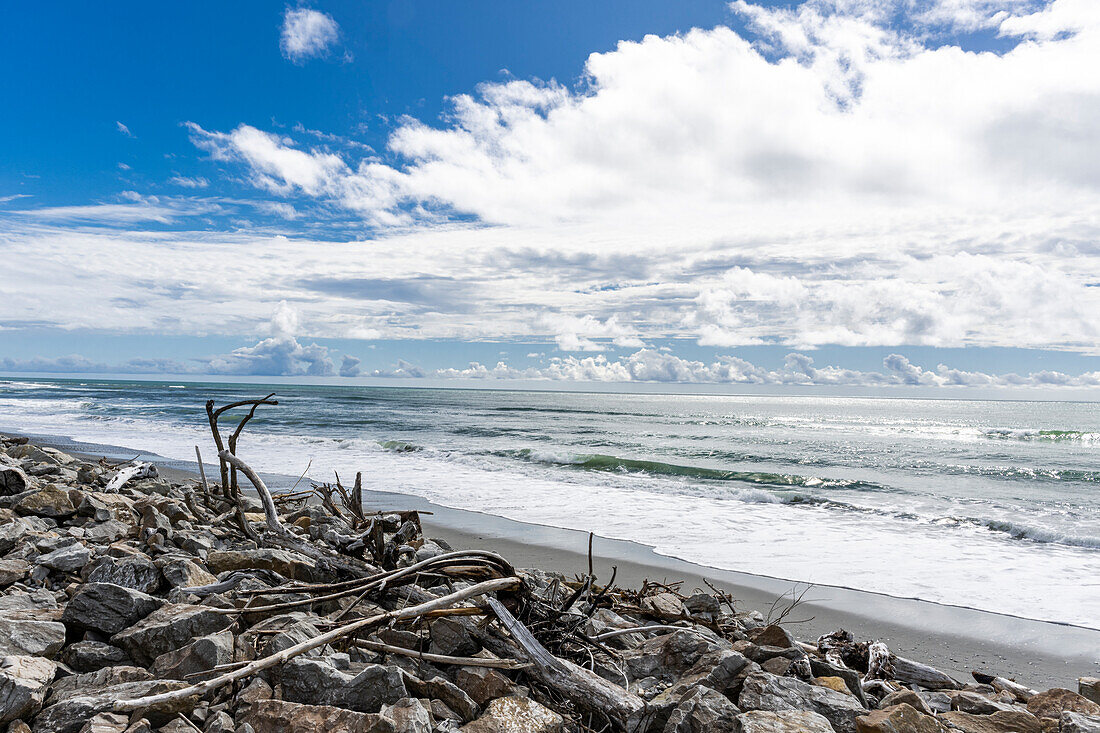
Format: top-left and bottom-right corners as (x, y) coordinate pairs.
(352, 640), (530, 669)
(486, 596), (648, 731)
(104, 462), (156, 492)
(110, 577), (520, 714)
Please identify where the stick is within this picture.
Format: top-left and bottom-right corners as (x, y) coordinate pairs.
(195, 446), (209, 493)
(592, 625), (696, 642)
(219, 449), (377, 577)
(111, 577), (520, 713)
(207, 549), (514, 615)
(104, 462), (156, 492)
(486, 597), (647, 731)
(352, 640), (530, 669)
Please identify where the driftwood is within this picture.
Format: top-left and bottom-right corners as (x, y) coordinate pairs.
(218, 448), (377, 578)
(208, 549), (514, 616)
(104, 461), (157, 492)
(352, 640), (530, 670)
(111, 576), (520, 713)
(486, 596), (648, 731)
(973, 671), (1036, 701)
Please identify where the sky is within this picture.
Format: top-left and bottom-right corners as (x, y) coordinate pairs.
(2, 0), (1100, 392)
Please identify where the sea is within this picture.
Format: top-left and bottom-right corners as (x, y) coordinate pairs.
(2, 378), (1098, 629)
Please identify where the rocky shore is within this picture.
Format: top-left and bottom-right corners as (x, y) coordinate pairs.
(2, 430), (1099, 733)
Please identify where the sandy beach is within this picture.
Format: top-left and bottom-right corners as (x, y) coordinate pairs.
(13, 427), (1099, 690)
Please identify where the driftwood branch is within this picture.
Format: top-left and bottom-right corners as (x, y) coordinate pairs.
(353, 640), (530, 669)
(486, 597), (648, 731)
(104, 462), (156, 492)
(111, 576), (520, 713)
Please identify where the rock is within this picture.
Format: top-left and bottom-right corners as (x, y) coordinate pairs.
(233, 677), (272, 718)
(46, 666), (154, 704)
(58, 642), (131, 673)
(0, 618), (67, 658)
(205, 550), (319, 582)
(86, 556), (161, 594)
(0, 559), (30, 587)
(948, 691), (1018, 715)
(157, 558), (216, 589)
(815, 676), (852, 696)
(35, 543), (91, 573)
(379, 698), (432, 733)
(14, 486), (77, 519)
(62, 583), (164, 635)
(761, 658), (791, 676)
(735, 709), (836, 732)
(663, 686), (741, 732)
(0, 656), (57, 724)
(0, 519), (29, 554)
(683, 593), (721, 619)
(454, 668), (522, 706)
(747, 626), (796, 649)
(939, 710), (1041, 733)
(642, 593), (685, 619)
(152, 630), (234, 680)
(82, 520), (131, 544)
(1082, 679), (1100, 706)
(203, 710), (236, 733)
(31, 679), (194, 733)
(855, 703), (945, 732)
(258, 615), (324, 658)
(427, 618), (479, 657)
(1028, 688), (1100, 720)
(245, 699), (395, 733)
(738, 671), (865, 733)
(1062, 712), (1100, 733)
(280, 658), (407, 713)
(460, 696), (564, 733)
(111, 604), (234, 666)
(879, 690), (934, 716)
(0, 466), (29, 495)
(78, 712), (131, 732)
(0, 590), (57, 612)
(404, 675), (478, 722)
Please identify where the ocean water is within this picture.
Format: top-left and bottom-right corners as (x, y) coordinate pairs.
(2, 378), (1098, 628)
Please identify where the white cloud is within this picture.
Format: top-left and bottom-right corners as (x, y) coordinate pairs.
(6, 0), (1100, 365)
(116, 121), (133, 137)
(280, 8), (340, 64)
(168, 176), (209, 189)
(416, 349), (1100, 388)
(201, 302), (336, 376)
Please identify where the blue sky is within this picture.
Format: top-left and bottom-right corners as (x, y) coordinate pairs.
(2, 0), (1100, 391)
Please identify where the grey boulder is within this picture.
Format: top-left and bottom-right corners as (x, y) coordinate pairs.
(0, 655), (57, 724)
(738, 672), (865, 733)
(280, 657), (407, 713)
(62, 583), (164, 635)
(111, 603), (234, 666)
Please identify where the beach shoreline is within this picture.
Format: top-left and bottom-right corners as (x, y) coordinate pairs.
(7, 426), (1098, 690)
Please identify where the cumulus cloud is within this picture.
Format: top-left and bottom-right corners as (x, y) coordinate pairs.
(339, 354), (361, 377)
(199, 302), (337, 376)
(280, 8), (341, 64)
(4, 341), (1100, 390)
(425, 350), (1100, 388)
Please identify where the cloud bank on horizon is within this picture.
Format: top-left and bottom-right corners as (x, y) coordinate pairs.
(2, 0), (1100, 387)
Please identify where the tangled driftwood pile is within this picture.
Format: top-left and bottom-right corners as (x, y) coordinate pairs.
(1, 396), (1099, 733)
